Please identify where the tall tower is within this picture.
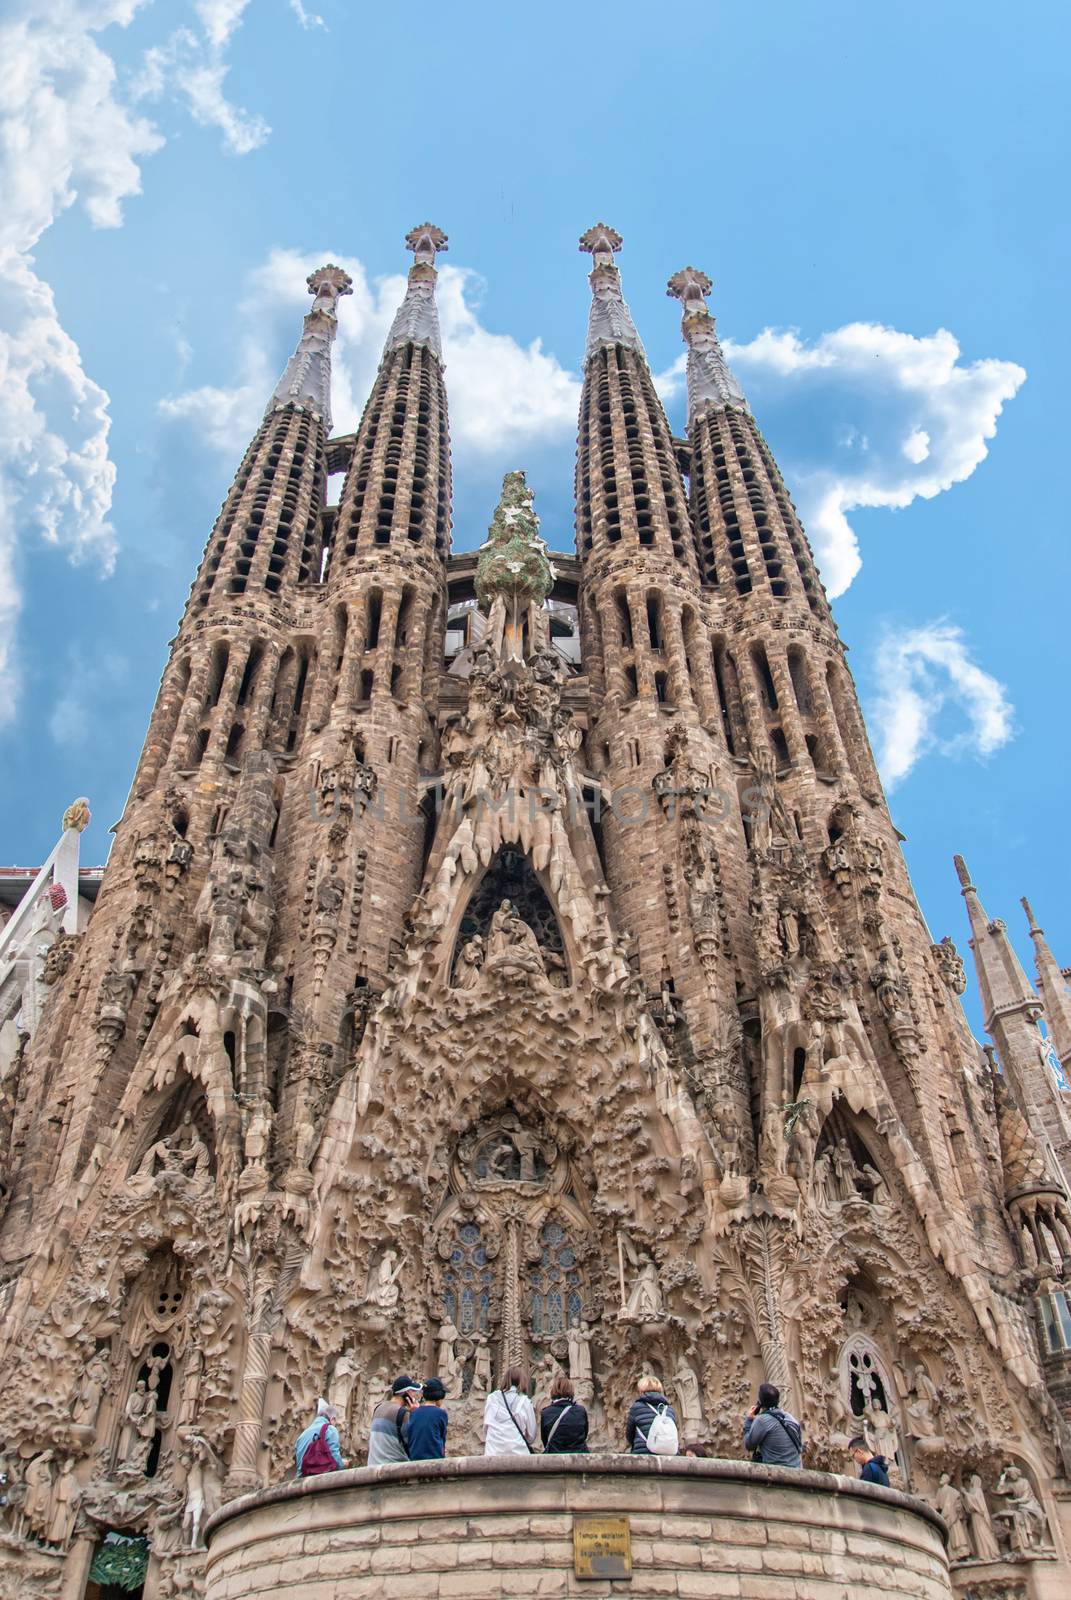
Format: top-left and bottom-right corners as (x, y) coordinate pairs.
(1, 228), (1069, 1600)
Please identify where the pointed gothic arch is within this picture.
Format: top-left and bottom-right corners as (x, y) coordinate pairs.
(448, 847), (570, 989)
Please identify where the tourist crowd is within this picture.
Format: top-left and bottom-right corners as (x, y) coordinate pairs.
(293, 1374), (887, 1480)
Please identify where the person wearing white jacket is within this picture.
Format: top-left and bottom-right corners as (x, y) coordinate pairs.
(482, 1366), (536, 1455)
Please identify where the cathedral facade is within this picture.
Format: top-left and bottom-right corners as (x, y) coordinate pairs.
(1, 223), (1070, 1599)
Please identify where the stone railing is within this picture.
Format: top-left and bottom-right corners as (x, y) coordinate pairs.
(204, 1453), (951, 1600)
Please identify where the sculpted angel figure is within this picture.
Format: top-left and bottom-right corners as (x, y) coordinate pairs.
(368, 1248), (403, 1308)
(455, 933), (485, 989)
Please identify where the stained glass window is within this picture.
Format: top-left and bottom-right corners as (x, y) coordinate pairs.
(443, 1221), (491, 1335)
(529, 1219), (582, 1338)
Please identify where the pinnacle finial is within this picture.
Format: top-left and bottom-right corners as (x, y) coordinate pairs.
(405, 224), (448, 266)
(579, 223), (623, 263)
(953, 854), (974, 891)
(306, 264), (353, 307)
(1022, 896), (1042, 934)
(667, 263), (748, 421)
(666, 266), (713, 312)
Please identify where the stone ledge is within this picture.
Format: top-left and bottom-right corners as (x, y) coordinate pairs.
(206, 1453), (947, 1545)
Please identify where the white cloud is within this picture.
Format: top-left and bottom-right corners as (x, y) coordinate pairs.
(0, 1), (160, 720)
(136, 4), (269, 156)
(160, 249), (583, 457)
(869, 619), (1015, 789)
(704, 323), (1026, 597)
(288, 0), (326, 28)
(0, 0), (302, 724)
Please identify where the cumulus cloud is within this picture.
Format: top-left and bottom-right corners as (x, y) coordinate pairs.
(869, 619), (1015, 789)
(696, 323), (1025, 597)
(136, 1), (269, 156)
(0, 0), (296, 724)
(0, 1), (160, 720)
(159, 249), (583, 457)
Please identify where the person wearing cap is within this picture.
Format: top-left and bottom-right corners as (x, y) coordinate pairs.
(295, 1399), (344, 1476)
(406, 1378), (449, 1461)
(368, 1375), (421, 1467)
(848, 1435), (890, 1486)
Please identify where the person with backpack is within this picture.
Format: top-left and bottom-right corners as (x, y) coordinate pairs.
(848, 1436), (890, 1486)
(743, 1383), (803, 1468)
(483, 1366), (537, 1455)
(540, 1374), (588, 1454)
(368, 1375), (421, 1466)
(295, 1399), (345, 1477)
(406, 1378), (449, 1461)
(625, 1375), (679, 1456)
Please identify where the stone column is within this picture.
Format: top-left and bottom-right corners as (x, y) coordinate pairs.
(228, 1329), (272, 1488)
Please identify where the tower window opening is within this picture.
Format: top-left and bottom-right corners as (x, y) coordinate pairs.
(615, 590), (633, 647)
(646, 593), (663, 651)
(771, 728), (790, 767)
(359, 669), (374, 702)
(624, 665), (638, 700)
(753, 646), (779, 710)
(654, 671), (669, 705)
(225, 723), (244, 761)
(366, 589), (382, 649)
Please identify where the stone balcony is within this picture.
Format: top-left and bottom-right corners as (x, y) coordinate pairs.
(204, 1453), (951, 1600)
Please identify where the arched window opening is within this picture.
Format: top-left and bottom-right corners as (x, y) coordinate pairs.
(443, 1219), (493, 1337)
(236, 644), (263, 708)
(529, 1219), (582, 1341)
(770, 728), (790, 767)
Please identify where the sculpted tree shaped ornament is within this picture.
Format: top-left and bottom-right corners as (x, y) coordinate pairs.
(475, 471), (556, 663)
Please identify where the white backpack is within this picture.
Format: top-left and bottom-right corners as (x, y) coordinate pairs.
(643, 1403), (679, 1456)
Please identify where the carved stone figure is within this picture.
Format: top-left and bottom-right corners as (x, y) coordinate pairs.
(622, 1253), (663, 1321)
(566, 1320), (593, 1387)
(71, 1348), (109, 1427)
(328, 1346), (359, 1424)
(455, 935), (484, 989)
(934, 1474), (971, 1562)
(993, 1464), (1050, 1553)
(485, 900), (547, 979)
(21, 1451), (55, 1542)
(671, 1360), (704, 1434)
(436, 1320), (464, 1399)
(118, 1380), (159, 1474)
(864, 1399), (900, 1463)
(182, 1435), (225, 1549)
(903, 1364), (942, 1440)
(963, 1473), (1001, 1561)
(367, 1248), (403, 1308)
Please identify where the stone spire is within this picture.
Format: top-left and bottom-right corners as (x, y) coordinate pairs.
(666, 266), (749, 424)
(955, 856), (1040, 1027)
(955, 855), (1071, 1158)
(1024, 896), (1071, 1082)
(579, 224), (645, 361)
(268, 263), (353, 434)
(384, 223), (448, 359)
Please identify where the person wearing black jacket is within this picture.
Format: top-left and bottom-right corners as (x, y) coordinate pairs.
(849, 1437), (890, 1486)
(540, 1374), (588, 1453)
(625, 1375), (677, 1456)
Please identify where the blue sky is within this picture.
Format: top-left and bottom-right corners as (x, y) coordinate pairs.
(1, 0), (1068, 1030)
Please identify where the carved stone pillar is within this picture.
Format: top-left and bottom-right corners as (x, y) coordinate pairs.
(767, 649), (808, 767)
(736, 1216), (793, 1402)
(205, 643), (252, 763)
(661, 605), (694, 710)
(228, 1328), (272, 1487)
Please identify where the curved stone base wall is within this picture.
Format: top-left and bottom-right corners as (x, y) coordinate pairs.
(205, 1455), (951, 1600)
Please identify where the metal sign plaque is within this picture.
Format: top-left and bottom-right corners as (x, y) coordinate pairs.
(573, 1515), (632, 1580)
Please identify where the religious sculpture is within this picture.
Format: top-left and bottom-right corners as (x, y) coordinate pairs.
(71, 1348), (109, 1427)
(993, 1464), (1050, 1553)
(181, 1435), (225, 1550)
(934, 1474), (971, 1562)
(619, 1236), (664, 1321)
(367, 1249), (403, 1308)
(963, 1473), (1001, 1562)
(454, 935), (484, 990)
(328, 1347), (360, 1425)
(671, 1360), (704, 1435)
(484, 900), (548, 980)
(118, 1380), (160, 1476)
